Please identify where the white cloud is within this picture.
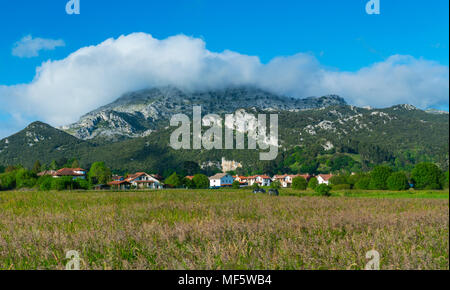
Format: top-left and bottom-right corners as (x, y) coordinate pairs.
(12, 35), (65, 58)
(0, 32), (448, 135)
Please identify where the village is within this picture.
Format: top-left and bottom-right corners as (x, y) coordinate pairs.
(36, 167), (334, 190)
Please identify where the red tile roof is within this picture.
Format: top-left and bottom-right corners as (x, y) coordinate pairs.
(56, 168), (86, 177)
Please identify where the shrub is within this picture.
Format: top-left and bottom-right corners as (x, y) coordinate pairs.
(354, 177), (371, 190)
(37, 176), (53, 191)
(332, 184), (351, 190)
(15, 169), (37, 189)
(270, 180), (281, 190)
(315, 184), (332, 196)
(193, 174), (210, 189)
(0, 171), (17, 190)
(329, 175), (348, 186)
(386, 172), (410, 191)
(164, 173), (182, 188)
(182, 178), (195, 189)
(411, 163), (443, 190)
(369, 166), (393, 190)
(51, 177), (74, 191)
(292, 177), (307, 190)
(251, 183), (260, 190)
(232, 181), (241, 189)
(308, 177), (318, 189)
(74, 178), (89, 190)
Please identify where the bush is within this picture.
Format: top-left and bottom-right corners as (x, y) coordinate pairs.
(386, 172), (409, 191)
(74, 178), (89, 190)
(315, 184), (332, 196)
(0, 171), (17, 190)
(329, 175), (348, 186)
(232, 181), (241, 189)
(292, 177), (307, 190)
(411, 163), (443, 190)
(193, 174), (210, 189)
(332, 184), (351, 190)
(308, 177), (318, 189)
(182, 178), (195, 189)
(354, 177), (371, 190)
(443, 171), (449, 189)
(15, 168), (37, 189)
(369, 166), (393, 190)
(270, 180), (281, 190)
(164, 173), (182, 188)
(51, 177), (74, 191)
(251, 183), (260, 190)
(37, 176), (53, 191)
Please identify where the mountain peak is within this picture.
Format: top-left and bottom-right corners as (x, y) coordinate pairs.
(63, 86), (348, 140)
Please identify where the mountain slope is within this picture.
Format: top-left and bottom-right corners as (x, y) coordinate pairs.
(62, 86), (347, 140)
(0, 122), (93, 166)
(0, 88), (448, 174)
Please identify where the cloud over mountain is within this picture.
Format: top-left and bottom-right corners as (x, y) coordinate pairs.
(0, 32), (448, 134)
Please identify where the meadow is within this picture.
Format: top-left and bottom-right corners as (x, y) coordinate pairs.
(0, 189), (448, 270)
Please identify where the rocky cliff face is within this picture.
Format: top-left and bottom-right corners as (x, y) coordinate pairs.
(62, 86), (347, 140)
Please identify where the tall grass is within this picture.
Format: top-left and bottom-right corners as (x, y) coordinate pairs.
(0, 190), (448, 270)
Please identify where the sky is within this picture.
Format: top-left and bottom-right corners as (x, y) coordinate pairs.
(0, 0), (448, 138)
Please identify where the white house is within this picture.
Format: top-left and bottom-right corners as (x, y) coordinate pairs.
(248, 175), (272, 187)
(209, 173), (234, 188)
(273, 174), (311, 188)
(317, 174), (333, 185)
(125, 172), (164, 189)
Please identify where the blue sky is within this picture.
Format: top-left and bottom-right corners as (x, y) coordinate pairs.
(0, 0), (449, 138)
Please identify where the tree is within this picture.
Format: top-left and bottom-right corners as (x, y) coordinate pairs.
(51, 177), (74, 191)
(71, 159), (80, 169)
(270, 180), (281, 190)
(369, 166), (393, 190)
(15, 168), (37, 189)
(32, 160), (42, 173)
(0, 171), (16, 190)
(386, 172), (410, 191)
(411, 163), (443, 190)
(182, 177), (195, 189)
(329, 175), (348, 186)
(232, 181), (241, 189)
(88, 162), (111, 185)
(49, 160), (58, 171)
(354, 177), (371, 190)
(308, 177), (318, 190)
(315, 184), (332, 196)
(165, 173), (182, 188)
(443, 171), (449, 189)
(0, 165), (4, 174)
(182, 161), (200, 176)
(193, 174), (210, 189)
(37, 176), (53, 191)
(292, 177), (308, 190)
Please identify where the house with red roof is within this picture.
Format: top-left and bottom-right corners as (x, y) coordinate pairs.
(125, 172), (163, 189)
(248, 175), (272, 187)
(317, 174), (333, 185)
(53, 168), (87, 180)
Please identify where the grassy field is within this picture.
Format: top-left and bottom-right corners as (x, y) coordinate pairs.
(0, 189), (448, 270)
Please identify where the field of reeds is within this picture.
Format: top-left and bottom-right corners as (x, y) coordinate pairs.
(0, 189), (448, 270)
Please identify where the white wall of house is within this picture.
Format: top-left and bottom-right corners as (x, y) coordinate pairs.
(317, 176), (329, 185)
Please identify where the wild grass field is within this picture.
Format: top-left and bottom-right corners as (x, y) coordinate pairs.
(0, 189), (448, 270)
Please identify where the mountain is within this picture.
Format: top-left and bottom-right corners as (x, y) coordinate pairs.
(0, 87), (448, 174)
(62, 86), (347, 140)
(0, 122), (92, 166)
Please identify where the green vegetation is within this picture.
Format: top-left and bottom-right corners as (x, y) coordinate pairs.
(315, 184), (332, 196)
(411, 162), (445, 190)
(292, 176), (307, 190)
(386, 172), (409, 191)
(192, 174), (210, 189)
